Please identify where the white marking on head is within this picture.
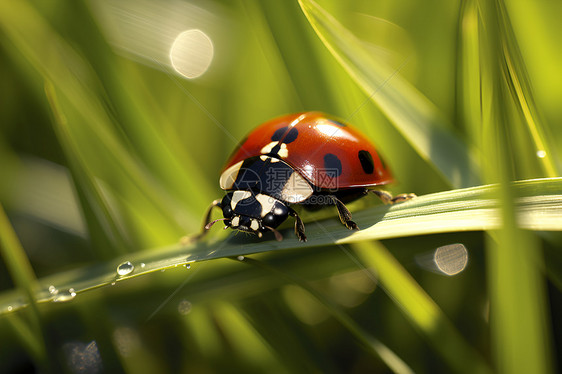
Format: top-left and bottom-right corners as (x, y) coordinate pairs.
(280, 172), (313, 203)
(255, 194), (277, 217)
(231, 216), (240, 227)
(219, 161), (244, 190)
(260, 141), (276, 154)
(250, 219), (260, 231)
(260, 142), (288, 158)
(231, 190), (252, 209)
(260, 155), (282, 163)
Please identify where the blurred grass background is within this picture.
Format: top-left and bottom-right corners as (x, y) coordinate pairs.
(0, 0), (561, 372)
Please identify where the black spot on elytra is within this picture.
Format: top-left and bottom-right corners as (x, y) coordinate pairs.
(358, 150), (374, 174)
(271, 126), (298, 144)
(271, 127), (288, 141)
(283, 127), (299, 143)
(324, 153), (342, 177)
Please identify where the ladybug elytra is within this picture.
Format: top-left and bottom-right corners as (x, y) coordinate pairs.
(201, 112), (415, 242)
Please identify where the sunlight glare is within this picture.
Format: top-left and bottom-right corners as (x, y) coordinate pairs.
(170, 29), (214, 79)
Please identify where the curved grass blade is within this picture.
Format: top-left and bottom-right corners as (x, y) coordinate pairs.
(497, 1), (559, 178)
(0, 177), (560, 315)
(0, 205), (47, 366)
(459, 0), (558, 180)
(298, 0), (480, 189)
(476, 2), (556, 372)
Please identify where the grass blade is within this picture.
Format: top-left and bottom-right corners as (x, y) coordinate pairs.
(479, 1), (555, 372)
(0, 177), (560, 315)
(0, 205), (47, 366)
(298, 0), (480, 188)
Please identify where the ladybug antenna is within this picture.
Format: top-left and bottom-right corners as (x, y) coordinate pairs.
(205, 218), (229, 230)
(264, 226), (283, 241)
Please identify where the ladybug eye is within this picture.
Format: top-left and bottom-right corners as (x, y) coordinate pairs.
(262, 213), (276, 227)
(222, 205), (233, 218)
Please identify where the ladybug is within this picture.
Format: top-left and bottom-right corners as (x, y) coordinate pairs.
(201, 112), (415, 242)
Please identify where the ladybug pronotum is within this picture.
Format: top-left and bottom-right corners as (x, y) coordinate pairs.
(201, 112), (415, 242)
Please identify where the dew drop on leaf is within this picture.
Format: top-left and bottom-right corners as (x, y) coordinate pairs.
(117, 261), (134, 276)
(54, 288), (77, 303)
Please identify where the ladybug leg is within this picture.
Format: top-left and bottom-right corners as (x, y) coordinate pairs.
(198, 199), (222, 238)
(372, 190), (416, 204)
(326, 195), (359, 231)
(391, 193), (417, 203)
(288, 208), (307, 242)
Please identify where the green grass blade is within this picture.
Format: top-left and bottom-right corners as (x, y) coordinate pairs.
(298, 0), (480, 188)
(458, 0), (483, 154)
(0, 177), (559, 315)
(0, 205), (38, 298)
(497, 2), (559, 178)
(0, 205), (47, 366)
(4, 314), (46, 368)
(486, 229), (553, 374)
(476, 2), (555, 372)
(212, 301), (288, 371)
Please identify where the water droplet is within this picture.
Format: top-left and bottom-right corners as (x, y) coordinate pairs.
(7, 305), (13, 312)
(48, 285), (59, 295)
(54, 288), (77, 303)
(116, 261), (134, 276)
(185, 264), (191, 269)
(140, 263), (146, 268)
(178, 300), (192, 315)
(111, 282), (116, 286)
(537, 150), (547, 158)
(237, 255), (245, 261)
(434, 243), (468, 276)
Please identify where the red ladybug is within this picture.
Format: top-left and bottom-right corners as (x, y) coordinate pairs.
(201, 112), (415, 241)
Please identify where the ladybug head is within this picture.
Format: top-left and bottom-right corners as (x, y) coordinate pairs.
(216, 191), (289, 240)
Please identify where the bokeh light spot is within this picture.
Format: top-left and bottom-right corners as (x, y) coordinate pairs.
(170, 29), (213, 79)
(536, 150), (547, 158)
(434, 243), (469, 276)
